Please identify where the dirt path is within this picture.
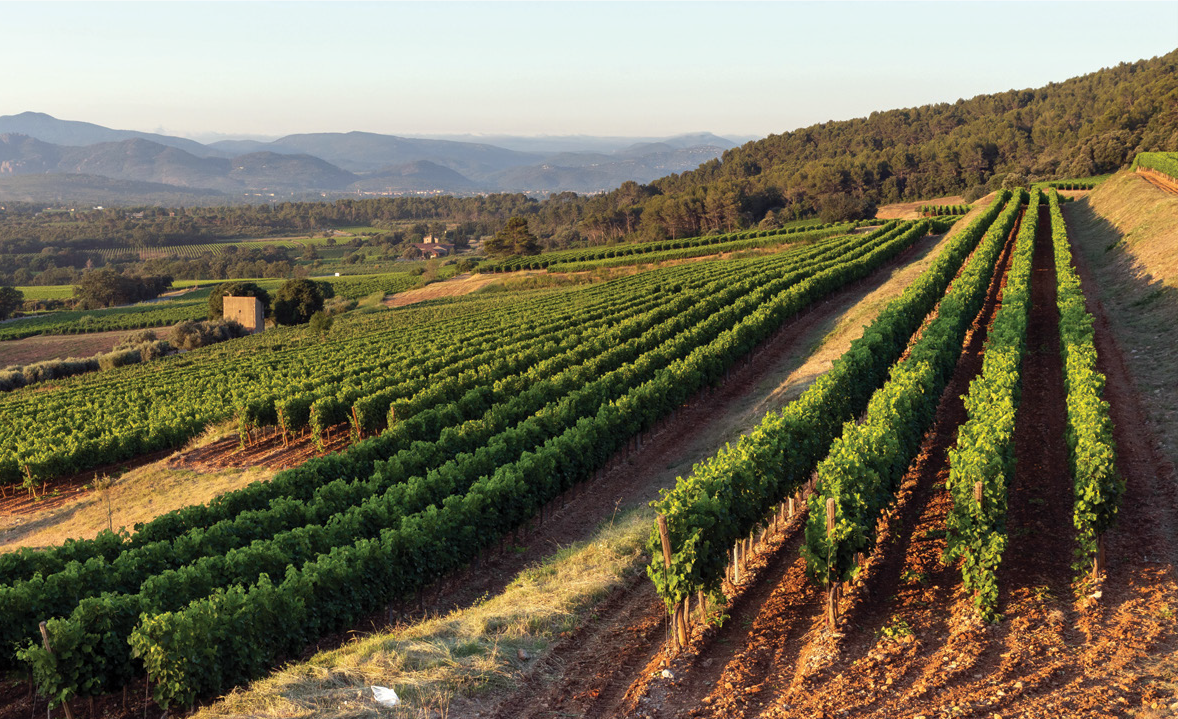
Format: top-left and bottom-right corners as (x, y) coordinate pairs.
(1137, 168), (1178, 196)
(1066, 202), (1178, 717)
(745, 230), (950, 415)
(169, 423), (355, 472)
(995, 198), (1078, 609)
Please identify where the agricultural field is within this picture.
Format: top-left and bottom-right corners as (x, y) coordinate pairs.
(2, 272), (424, 342)
(477, 221), (873, 273)
(11, 285), (75, 301)
(0, 219), (938, 707)
(0, 292), (211, 342)
(0, 173), (1174, 719)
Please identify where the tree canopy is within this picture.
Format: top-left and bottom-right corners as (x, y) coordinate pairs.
(0, 286), (23, 320)
(484, 216), (540, 257)
(73, 269), (171, 309)
(272, 278), (327, 326)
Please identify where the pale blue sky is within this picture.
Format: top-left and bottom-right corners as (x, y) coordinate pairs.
(3, 1), (1175, 141)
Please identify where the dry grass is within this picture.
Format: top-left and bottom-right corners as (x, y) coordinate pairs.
(195, 509), (653, 719)
(1065, 171), (1178, 474)
(384, 273), (534, 307)
(1079, 172), (1178, 285)
(876, 194), (969, 220)
(0, 425), (272, 551)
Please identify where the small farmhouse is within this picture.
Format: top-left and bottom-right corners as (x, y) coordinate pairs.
(409, 242), (455, 259)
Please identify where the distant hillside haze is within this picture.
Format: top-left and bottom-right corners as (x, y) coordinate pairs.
(242, 131), (542, 174)
(0, 111), (224, 157)
(406, 132), (747, 154)
(0, 113), (739, 202)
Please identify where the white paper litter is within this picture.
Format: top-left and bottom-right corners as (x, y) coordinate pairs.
(371, 686), (400, 707)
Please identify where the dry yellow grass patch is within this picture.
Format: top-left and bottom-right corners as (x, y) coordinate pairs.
(0, 423), (273, 551)
(1065, 170), (1178, 475)
(1081, 171), (1178, 286)
(195, 509), (653, 719)
(876, 194), (970, 220)
(383, 272), (535, 307)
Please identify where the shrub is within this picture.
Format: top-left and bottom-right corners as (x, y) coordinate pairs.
(171, 319), (248, 351)
(98, 348), (144, 372)
(115, 330), (159, 350)
(308, 311), (333, 335)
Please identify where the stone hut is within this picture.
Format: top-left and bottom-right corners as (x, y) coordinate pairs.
(223, 296), (265, 333)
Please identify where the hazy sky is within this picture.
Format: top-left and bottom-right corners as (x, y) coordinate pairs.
(4, 1), (1175, 141)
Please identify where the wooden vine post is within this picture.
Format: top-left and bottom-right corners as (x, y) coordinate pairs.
(39, 622), (75, 719)
(826, 497), (839, 630)
(974, 481), (983, 508)
(656, 515), (686, 650)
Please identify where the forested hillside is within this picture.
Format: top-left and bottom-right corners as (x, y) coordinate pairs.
(577, 51), (1178, 240)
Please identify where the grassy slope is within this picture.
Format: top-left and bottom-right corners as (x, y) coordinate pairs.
(196, 509), (653, 719)
(0, 425), (274, 552)
(1064, 170), (1178, 471)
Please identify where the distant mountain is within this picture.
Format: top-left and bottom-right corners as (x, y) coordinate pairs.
(0, 134), (64, 174)
(202, 138), (281, 156)
(0, 134), (358, 195)
(55, 138), (233, 190)
(616, 141), (679, 157)
(491, 164), (616, 194)
(489, 145), (730, 192)
(0, 113), (747, 202)
(350, 160), (477, 193)
(212, 131), (542, 176)
(410, 132), (747, 155)
(229, 152), (357, 190)
(0, 112), (225, 158)
(0, 173), (225, 205)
